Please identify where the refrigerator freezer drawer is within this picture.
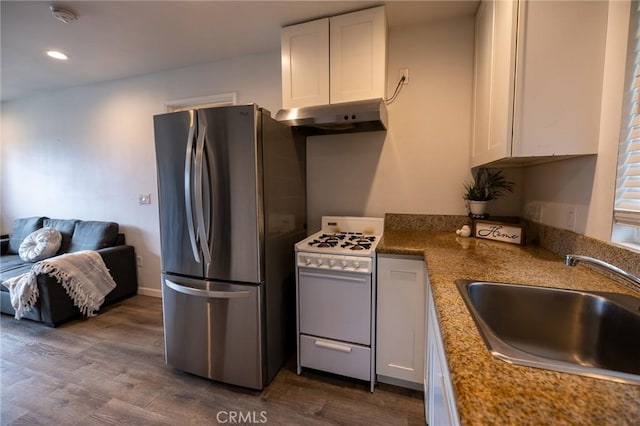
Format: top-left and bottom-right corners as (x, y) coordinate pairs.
(299, 334), (371, 381)
(162, 274), (264, 389)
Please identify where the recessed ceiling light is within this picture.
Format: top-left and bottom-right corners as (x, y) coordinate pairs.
(46, 50), (68, 60)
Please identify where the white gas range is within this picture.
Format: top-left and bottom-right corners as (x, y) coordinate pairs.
(295, 216), (384, 392)
(295, 216), (384, 273)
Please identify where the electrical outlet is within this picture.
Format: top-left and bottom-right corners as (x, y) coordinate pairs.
(527, 201), (543, 222)
(136, 256), (143, 268)
(567, 207), (576, 231)
(534, 203), (543, 222)
(399, 68), (409, 84)
(138, 193), (151, 204)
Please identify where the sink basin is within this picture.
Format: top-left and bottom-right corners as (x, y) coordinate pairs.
(455, 279), (640, 385)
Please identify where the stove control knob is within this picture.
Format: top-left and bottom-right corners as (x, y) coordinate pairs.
(341, 261), (348, 269)
(305, 258), (311, 265)
(354, 262), (360, 270)
(316, 258), (323, 266)
(329, 259), (336, 267)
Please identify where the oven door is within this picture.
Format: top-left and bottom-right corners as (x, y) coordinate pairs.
(298, 267), (371, 346)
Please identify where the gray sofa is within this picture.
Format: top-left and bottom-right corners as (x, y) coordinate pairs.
(0, 216), (138, 327)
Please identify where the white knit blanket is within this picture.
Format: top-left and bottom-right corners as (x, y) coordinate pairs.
(3, 250), (116, 320)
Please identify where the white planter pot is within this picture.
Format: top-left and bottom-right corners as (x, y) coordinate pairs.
(468, 200), (488, 216)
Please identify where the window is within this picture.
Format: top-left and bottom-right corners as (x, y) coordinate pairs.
(614, 1), (640, 243)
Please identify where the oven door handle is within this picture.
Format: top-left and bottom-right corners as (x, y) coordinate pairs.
(298, 271), (368, 283)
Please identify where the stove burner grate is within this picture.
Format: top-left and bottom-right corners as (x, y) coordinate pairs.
(319, 233), (346, 240)
(309, 239), (338, 248)
(341, 241), (372, 250)
(303, 230), (379, 252)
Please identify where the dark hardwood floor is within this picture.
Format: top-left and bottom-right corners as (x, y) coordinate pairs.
(1, 295), (425, 425)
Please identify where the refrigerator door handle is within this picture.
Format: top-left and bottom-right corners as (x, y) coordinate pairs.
(165, 279), (251, 299)
(194, 120), (212, 266)
(184, 111), (200, 263)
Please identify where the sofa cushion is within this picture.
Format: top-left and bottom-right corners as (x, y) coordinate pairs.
(7, 217), (47, 254)
(0, 256), (32, 289)
(68, 221), (119, 252)
(19, 228), (62, 262)
(43, 218), (79, 254)
(0, 269), (32, 293)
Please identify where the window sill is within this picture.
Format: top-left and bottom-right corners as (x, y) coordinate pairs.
(611, 240), (640, 253)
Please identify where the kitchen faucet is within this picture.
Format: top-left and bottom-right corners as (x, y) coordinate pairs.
(565, 254), (640, 293)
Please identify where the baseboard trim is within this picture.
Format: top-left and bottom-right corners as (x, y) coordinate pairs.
(137, 287), (162, 298)
(376, 374), (424, 391)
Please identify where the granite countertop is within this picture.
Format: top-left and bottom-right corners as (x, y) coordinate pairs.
(377, 230), (640, 425)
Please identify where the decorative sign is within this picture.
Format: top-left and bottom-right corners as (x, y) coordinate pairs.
(473, 220), (524, 245)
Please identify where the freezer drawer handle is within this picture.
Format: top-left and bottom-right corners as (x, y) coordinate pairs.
(314, 340), (352, 353)
(165, 279), (251, 299)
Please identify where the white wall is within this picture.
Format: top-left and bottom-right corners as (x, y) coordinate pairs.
(521, 0), (630, 240)
(13, 9), (618, 296)
(1, 52), (281, 296)
(3, 16), (501, 295)
(306, 16), (521, 231)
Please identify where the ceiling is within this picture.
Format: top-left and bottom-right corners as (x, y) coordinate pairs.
(1, 1), (479, 102)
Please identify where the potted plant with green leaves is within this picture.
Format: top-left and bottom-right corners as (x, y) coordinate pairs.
(463, 167), (514, 216)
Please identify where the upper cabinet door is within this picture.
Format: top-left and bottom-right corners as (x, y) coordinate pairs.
(329, 6), (387, 104)
(281, 7), (387, 109)
(281, 18), (330, 109)
(471, 0), (518, 167)
(471, 0), (607, 168)
(512, 0), (607, 157)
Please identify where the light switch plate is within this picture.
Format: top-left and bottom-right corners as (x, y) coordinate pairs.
(138, 193), (151, 204)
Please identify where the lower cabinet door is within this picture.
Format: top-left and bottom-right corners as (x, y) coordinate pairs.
(300, 334), (371, 381)
(376, 255), (426, 385)
(427, 289), (460, 426)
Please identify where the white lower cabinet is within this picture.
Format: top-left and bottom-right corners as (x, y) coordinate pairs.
(376, 255), (425, 389)
(426, 283), (460, 426)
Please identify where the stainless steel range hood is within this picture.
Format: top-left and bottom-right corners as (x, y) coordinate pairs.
(275, 99), (387, 135)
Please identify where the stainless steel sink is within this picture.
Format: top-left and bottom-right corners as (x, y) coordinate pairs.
(455, 279), (640, 385)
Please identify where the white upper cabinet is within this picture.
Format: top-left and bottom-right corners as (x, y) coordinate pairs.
(471, 0), (608, 167)
(281, 18), (329, 109)
(471, 0), (518, 166)
(329, 7), (387, 104)
(281, 6), (387, 109)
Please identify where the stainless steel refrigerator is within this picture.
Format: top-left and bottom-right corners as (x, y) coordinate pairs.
(153, 104), (306, 389)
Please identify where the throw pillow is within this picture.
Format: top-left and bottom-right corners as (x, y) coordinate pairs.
(7, 216), (47, 254)
(67, 221), (119, 252)
(18, 227), (62, 262)
(43, 218), (79, 254)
